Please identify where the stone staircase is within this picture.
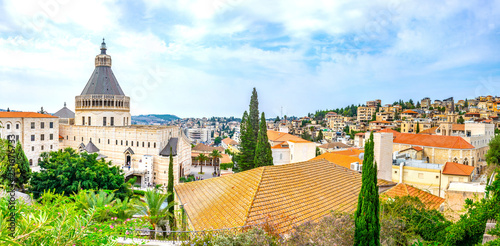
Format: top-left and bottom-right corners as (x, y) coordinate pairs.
(483, 220), (498, 244)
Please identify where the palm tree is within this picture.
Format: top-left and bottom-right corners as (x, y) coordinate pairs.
(196, 154), (209, 174)
(210, 150), (223, 175)
(134, 189), (175, 239)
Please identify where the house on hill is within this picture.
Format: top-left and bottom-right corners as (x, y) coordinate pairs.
(267, 130), (316, 165)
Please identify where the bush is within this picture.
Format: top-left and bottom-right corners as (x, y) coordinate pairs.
(287, 212), (354, 246)
(220, 163), (234, 170)
(133, 190), (145, 196)
(213, 228), (277, 246)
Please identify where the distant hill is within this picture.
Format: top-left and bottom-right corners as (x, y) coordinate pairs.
(132, 114), (180, 124)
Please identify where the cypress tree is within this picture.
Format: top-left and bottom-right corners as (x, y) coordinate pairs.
(237, 111), (255, 171)
(167, 147), (175, 230)
(317, 130), (324, 142)
(254, 112), (273, 167)
(249, 88), (259, 142)
(354, 132), (380, 246)
(416, 122), (420, 133)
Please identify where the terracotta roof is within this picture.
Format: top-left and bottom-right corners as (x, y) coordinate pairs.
(402, 110), (418, 114)
(175, 159), (363, 233)
(378, 129), (402, 137)
(355, 132), (366, 136)
(381, 183), (444, 210)
(379, 129), (473, 149)
(442, 162), (475, 176)
(312, 152), (362, 169)
(271, 142), (289, 149)
(419, 126), (438, 135)
(332, 148), (365, 157)
(222, 137), (238, 146)
(0, 112), (57, 118)
(370, 120), (391, 124)
(267, 130), (305, 143)
(400, 146), (423, 152)
(59, 135), (64, 140)
(452, 124), (465, 131)
(220, 154), (232, 163)
(318, 142), (350, 149)
(192, 143), (224, 152)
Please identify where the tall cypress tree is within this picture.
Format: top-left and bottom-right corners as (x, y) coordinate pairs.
(354, 132), (380, 246)
(254, 112), (273, 167)
(416, 122), (420, 133)
(167, 147), (175, 230)
(237, 111), (255, 171)
(249, 88), (260, 141)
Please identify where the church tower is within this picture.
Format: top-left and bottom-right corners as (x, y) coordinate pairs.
(75, 39), (131, 126)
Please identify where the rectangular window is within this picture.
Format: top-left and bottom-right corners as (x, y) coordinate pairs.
(82, 117), (85, 125)
(41, 122), (44, 129)
(31, 146), (34, 151)
(111, 117), (114, 126)
(6, 124), (10, 130)
(41, 145), (44, 150)
(88, 117), (91, 126)
(50, 145), (53, 149)
(31, 122), (35, 129)
(49, 122), (53, 128)
(16, 124), (19, 129)
(103, 117), (107, 126)
(41, 134), (45, 141)
(31, 135), (35, 141)
(49, 134), (53, 140)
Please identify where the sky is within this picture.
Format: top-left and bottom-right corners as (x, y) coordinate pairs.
(1, 0), (500, 118)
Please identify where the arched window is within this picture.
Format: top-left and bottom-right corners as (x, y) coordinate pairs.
(29, 159), (33, 166)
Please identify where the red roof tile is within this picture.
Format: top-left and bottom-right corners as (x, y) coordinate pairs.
(379, 129), (473, 149)
(442, 162), (475, 176)
(381, 183), (444, 210)
(0, 112), (57, 118)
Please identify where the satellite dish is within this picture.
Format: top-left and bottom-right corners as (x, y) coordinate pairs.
(359, 153), (364, 160)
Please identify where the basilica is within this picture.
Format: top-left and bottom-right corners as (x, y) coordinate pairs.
(57, 40), (192, 187)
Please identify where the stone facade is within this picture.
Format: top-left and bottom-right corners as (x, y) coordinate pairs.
(0, 113), (59, 167)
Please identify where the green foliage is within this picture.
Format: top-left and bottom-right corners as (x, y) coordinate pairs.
(214, 136), (222, 145)
(316, 130), (324, 142)
(167, 148), (175, 230)
(213, 227), (278, 246)
(220, 163), (234, 170)
(416, 122), (420, 133)
(316, 147), (321, 157)
(133, 189), (145, 196)
(354, 132), (380, 246)
(301, 131), (312, 141)
(457, 116), (465, 124)
(29, 148), (130, 200)
(196, 153), (209, 174)
(0, 140), (32, 191)
(444, 198), (489, 246)
(73, 189), (117, 222)
(254, 112), (274, 168)
(486, 134), (500, 166)
(237, 111), (256, 171)
(249, 87), (260, 141)
(133, 189), (175, 238)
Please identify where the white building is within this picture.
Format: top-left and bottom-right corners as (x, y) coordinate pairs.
(268, 130), (316, 165)
(0, 112), (59, 167)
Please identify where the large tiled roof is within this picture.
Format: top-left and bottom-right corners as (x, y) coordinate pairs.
(378, 129), (474, 149)
(81, 66), (125, 95)
(0, 112), (57, 118)
(222, 137), (238, 146)
(267, 130), (306, 143)
(381, 183), (444, 210)
(192, 143), (224, 152)
(318, 142), (350, 149)
(175, 159), (363, 233)
(312, 152), (362, 169)
(331, 148), (364, 157)
(442, 162), (475, 176)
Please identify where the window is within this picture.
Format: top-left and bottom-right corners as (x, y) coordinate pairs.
(6, 124), (10, 130)
(41, 134), (45, 141)
(41, 122), (45, 129)
(121, 140), (123, 145)
(137, 142), (139, 147)
(99, 138), (101, 143)
(88, 117), (91, 126)
(29, 159), (32, 166)
(280, 153), (283, 160)
(82, 117), (85, 125)
(74, 136), (76, 141)
(110, 117), (114, 126)
(41, 145), (44, 150)
(126, 141), (128, 146)
(142, 142), (144, 147)
(49, 122), (53, 128)
(50, 145), (53, 150)
(436, 175), (439, 179)
(31, 146), (34, 151)
(148, 142), (150, 148)
(16, 124), (19, 129)
(116, 140), (118, 145)
(82, 137), (83, 141)
(131, 141), (133, 146)
(49, 134), (53, 140)
(103, 117), (107, 126)
(395, 170), (398, 174)
(31, 122), (35, 129)
(31, 135), (35, 141)
(154, 143), (156, 148)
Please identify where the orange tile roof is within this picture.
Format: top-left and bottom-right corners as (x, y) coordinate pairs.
(419, 126), (438, 135)
(271, 142), (289, 149)
(175, 159), (363, 233)
(220, 154), (232, 164)
(0, 112), (57, 118)
(378, 129), (402, 136)
(402, 110), (418, 114)
(380, 129), (473, 149)
(452, 124), (465, 131)
(332, 148), (364, 157)
(370, 120), (391, 124)
(312, 152), (362, 169)
(192, 143), (224, 152)
(267, 130), (305, 143)
(222, 137), (239, 146)
(442, 162), (475, 176)
(381, 183), (444, 210)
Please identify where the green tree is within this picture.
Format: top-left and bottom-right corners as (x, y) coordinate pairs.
(316, 147), (321, 157)
(29, 148), (130, 199)
(316, 130), (324, 142)
(210, 149), (223, 173)
(134, 189), (174, 239)
(354, 132), (380, 246)
(196, 153), (209, 174)
(237, 111), (256, 171)
(167, 147), (175, 230)
(0, 140), (31, 191)
(249, 88), (260, 141)
(214, 136), (222, 146)
(301, 131), (312, 141)
(274, 116), (280, 123)
(416, 122), (420, 133)
(457, 116), (465, 124)
(254, 112), (273, 167)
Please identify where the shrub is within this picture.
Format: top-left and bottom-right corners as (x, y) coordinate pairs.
(213, 227), (277, 246)
(133, 190), (145, 196)
(287, 212), (354, 246)
(220, 163), (234, 170)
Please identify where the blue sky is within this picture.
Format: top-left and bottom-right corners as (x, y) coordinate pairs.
(1, 0), (500, 118)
